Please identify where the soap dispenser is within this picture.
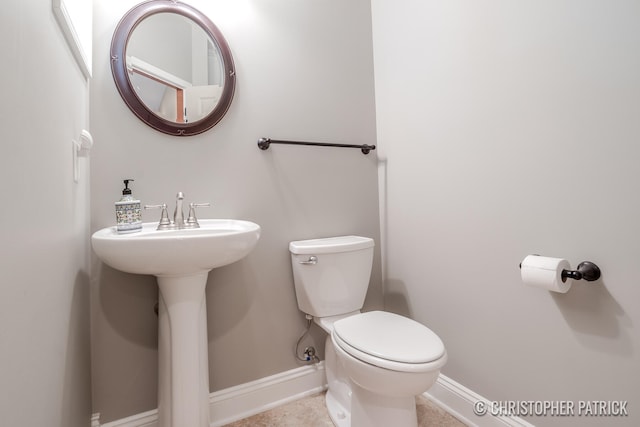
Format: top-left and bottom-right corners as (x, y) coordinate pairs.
(115, 179), (142, 233)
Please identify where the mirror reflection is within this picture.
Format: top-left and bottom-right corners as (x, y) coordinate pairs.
(126, 12), (224, 123)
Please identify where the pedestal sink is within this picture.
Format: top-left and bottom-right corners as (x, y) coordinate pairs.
(92, 219), (261, 427)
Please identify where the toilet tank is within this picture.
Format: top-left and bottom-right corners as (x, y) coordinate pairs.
(289, 236), (375, 318)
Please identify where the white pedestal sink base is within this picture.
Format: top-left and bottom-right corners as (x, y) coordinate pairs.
(157, 273), (210, 427)
(91, 220), (261, 427)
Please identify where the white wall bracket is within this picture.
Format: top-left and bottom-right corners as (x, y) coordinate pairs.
(73, 129), (93, 182)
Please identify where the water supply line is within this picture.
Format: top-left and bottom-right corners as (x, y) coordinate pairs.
(295, 314), (320, 364)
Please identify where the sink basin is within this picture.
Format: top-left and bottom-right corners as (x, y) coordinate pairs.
(92, 219), (261, 276)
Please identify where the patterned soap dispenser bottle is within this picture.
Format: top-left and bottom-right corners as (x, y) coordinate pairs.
(115, 179), (142, 233)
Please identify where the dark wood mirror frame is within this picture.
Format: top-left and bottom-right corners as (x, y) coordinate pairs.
(110, 0), (236, 136)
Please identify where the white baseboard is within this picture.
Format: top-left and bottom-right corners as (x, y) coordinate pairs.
(209, 362), (327, 426)
(98, 409), (158, 427)
(424, 375), (535, 427)
(96, 362), (327, 427)
(95, 366), (533, 427)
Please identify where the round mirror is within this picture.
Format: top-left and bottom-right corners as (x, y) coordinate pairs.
(111, 0), (236, 136)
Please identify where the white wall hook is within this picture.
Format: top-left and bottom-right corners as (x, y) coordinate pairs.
(78, 129), (94, 155)
(73, 129), (94, 182)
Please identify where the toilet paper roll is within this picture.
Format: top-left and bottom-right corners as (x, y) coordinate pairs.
(520, 255), (572, 293)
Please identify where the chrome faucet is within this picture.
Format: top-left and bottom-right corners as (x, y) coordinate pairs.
(145, 192), (210, 230)
(174, 192), (185, 228)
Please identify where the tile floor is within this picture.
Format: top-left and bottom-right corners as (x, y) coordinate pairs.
(224, 392), (467, 426)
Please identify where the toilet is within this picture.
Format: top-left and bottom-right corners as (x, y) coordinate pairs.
(289, 236), (447, 427)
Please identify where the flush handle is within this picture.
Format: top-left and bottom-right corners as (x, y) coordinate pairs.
(299, 256), (318, 265)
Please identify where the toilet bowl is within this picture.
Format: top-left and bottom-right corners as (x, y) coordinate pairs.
(290, 236), (447, 427)
(332, 311), (446, 427)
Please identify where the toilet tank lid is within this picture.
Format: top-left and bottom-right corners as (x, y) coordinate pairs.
(289, 235), (374, 255)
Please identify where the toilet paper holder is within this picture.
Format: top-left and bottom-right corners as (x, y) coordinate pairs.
(561, 261), (601, 282)
(519, 257), (601, 282)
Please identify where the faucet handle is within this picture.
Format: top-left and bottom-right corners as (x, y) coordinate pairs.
(144, 203), (171, 230)
(185, 203), (211, 228)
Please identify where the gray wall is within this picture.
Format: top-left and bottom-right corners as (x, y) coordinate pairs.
(371, 1), (639, 426)
(90, 0), (381, 422)
(0, 1), (92, 426)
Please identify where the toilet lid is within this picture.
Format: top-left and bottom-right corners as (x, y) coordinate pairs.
(333, 311), (445, 364)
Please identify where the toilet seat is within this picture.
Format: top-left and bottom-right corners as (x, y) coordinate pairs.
(332, 311), (446, 373)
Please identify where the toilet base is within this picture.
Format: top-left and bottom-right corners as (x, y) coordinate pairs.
(324, 336), (351, 427)
(351, 384), (417, 427)
(326, 388), (350, 427)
